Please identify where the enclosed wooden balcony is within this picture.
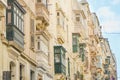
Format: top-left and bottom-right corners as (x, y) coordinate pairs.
(54, 46), (66, 75)
(36, 2), (49, 31)
(6, 0), (26, 52)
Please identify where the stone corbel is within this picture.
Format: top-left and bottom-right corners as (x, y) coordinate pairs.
(36, 20), (47, 31)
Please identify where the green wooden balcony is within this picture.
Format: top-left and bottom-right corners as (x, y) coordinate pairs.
(6, 0), (26, 50)
(54, 46), (66, 75)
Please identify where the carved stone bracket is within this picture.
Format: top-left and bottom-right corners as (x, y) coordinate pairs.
(36, 20), (47, 31)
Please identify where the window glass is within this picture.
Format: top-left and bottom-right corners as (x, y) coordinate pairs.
(20, 64), (24, 80)
(8, 12), (11, 24)
(14, 13), (16, 25)
(6, 0), (25, 33)
(55, 54), (60, 63)
(19, 18), (21, 30)
(21, 21), (24, 32)
(72, 34), (79, 52)
(55, 48), (60, 53)
(17, 15), (18, 28)
(73, 36), (77, 45)
(37, 36), (49, 55)
(14, 5), (24, 32)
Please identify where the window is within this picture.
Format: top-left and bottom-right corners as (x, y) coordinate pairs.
(54, 46), (66, 75)
(37, 42), (40, 50)
(57, 12), (59, 16)
(7, 12), (11, 24)
(30, 70), (35, 80)
(6, 0), (26, 33)
(76, 14), (80, 22)
(37, 35), (49, 55)
(61, 50), (65, 66)
(68, 58), (70, 76)
(13, 4), (24, 32)
(55, 54), (60, 63)
(79, 43), (86, 62)
(57, 12), (60, 25)
(6, 0), (26, 48)
(20, 64), (24, 80)
(72, 33), (79, 53)
(10, 62), (16, 80)
(57, 11), (65, 28)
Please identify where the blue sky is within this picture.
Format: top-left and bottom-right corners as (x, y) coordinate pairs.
(78, 0), (120, 79)
(86, 0), (120, 79)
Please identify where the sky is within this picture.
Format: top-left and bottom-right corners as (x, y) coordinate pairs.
(86, 0), (120, 79)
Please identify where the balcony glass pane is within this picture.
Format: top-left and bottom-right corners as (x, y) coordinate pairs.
(55, 54), (60, 63)
(37, 35), (49, 55)
(7, 12), (11, 24)
(54, 48), (60, 53)
(72, 34), (79, 53)
(14, 13), (16, 25)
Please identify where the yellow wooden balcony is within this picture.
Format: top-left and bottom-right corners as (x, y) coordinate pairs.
(57, 25), (65, 44)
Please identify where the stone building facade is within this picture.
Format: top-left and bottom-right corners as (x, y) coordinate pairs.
(0, 0), (117, 80)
